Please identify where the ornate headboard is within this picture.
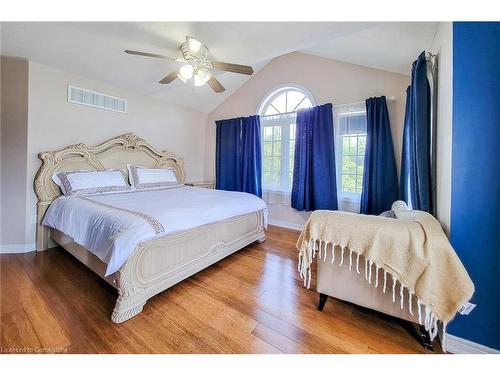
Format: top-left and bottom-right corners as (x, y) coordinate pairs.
(34, 133), (185, 251)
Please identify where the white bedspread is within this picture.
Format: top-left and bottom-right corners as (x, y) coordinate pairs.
(43, 186), (268, 276)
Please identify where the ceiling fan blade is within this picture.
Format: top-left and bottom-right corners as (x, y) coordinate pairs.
(125, 49), (172, 60)
(212, 61), (254, 75)
(159, 71), (179, 84)
(207, 76), (225, 93)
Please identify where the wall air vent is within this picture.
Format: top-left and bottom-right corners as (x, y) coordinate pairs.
(67, 85), (127, 113)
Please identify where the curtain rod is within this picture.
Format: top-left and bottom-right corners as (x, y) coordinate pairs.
(261, 96), (398, 118)
(336, 96), (396, 107)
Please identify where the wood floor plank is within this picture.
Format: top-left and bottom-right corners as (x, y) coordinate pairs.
(21, 292), (71, 350)
(1, 309), (42, 351)
(157, 283), (282, 353)
(251, 323), (314, 354)
(0, 225), (440, 354)
(0, 255), (38, 317)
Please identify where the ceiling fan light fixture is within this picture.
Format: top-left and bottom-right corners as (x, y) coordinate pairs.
(186, 37), (203, 55)
(177, 64), (194, 82)
(176, 74), (187, 83)
(193, 67), (211, 87)
(125, 35), (253, 93)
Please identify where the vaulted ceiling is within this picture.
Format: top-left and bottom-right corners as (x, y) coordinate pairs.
(1, 22), (438, 113)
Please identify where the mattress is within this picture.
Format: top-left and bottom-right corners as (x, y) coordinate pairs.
(43, 186), (268, 276)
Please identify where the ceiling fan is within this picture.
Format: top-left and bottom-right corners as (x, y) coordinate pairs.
(125, 36), (254, 93)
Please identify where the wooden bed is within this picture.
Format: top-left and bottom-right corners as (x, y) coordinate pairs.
(34, 133), (266, 323)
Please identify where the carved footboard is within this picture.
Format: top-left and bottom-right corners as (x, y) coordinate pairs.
(111, 210), (266, 323)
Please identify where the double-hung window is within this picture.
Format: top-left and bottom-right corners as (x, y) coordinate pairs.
(259, 87), (314, 197)
(334, 103), (367, 213)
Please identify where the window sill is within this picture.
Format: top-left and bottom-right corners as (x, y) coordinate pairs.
(338, 193), (361, 201)
(263, 189), (292, 194)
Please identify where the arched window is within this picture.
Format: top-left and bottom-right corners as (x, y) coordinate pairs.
(258, 85), (315, 192)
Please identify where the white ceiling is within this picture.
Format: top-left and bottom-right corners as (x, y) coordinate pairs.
(301, 22), (439, 74)
(1, 22), (438, 113)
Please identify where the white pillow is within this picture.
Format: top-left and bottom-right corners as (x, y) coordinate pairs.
(391, 200), (410, 212)
(53, 169), (131, 196)
(127, 165), (180, 190)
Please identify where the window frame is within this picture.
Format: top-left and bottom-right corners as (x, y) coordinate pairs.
(258, 85), (315, 193)
(339, 124), (366, 195)
(334, 104), (367, 212)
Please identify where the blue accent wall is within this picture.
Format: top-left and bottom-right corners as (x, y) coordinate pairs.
(449, 22), (500, 350)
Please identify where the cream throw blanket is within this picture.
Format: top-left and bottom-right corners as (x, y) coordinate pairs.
(297, 206), (474, 340)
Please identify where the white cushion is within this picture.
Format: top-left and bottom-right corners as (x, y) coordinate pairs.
(127, 165), (180, 190)
(391, 200), (410, 212)
(54, 169), (131, 196)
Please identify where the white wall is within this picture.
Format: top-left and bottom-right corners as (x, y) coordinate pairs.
(429, 22), (453, 234)
(1, 56), (30, 250)
(1, 60), (207, 249)
(205, 52), (410, 227)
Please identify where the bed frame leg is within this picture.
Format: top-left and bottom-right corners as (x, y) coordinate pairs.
(317, 293), (328, 311)
(111, 299), (146, 323)
(419, 325), (434, 352)
(111, 277), (148, 323)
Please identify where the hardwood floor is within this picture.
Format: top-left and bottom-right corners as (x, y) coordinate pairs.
(0, 226), (441, 354)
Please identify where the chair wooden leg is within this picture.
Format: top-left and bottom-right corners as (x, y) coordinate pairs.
(317, 293), (328, 311)
(419, 325), (434, 352)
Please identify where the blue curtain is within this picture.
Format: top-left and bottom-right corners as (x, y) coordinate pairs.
(400, 87), (412, 203)
(360, 96), (399, 215)
(400, 51), (432, 212)
(216, 117), (242, 192)
(291, 103), (338, 211)
(241, 115), (262, 197)
(215, 115), (262, 197)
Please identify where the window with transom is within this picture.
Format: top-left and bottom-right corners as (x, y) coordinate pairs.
(259, 86), (314, 192)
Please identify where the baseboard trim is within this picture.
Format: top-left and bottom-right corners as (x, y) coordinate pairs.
(446, 334), (499, 354)
(0, 243), (36, 254)
(268, 219), (304, 231)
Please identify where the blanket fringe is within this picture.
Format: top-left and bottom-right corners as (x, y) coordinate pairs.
(417, 299), (423, 325)
(383, 270), (387, 293)
(400, 283), (404, 309)
(392, 275), (397, 303)
(299, 238), (440, 342)
(409, 291), (414, 316)
(441, 323), (448, 351)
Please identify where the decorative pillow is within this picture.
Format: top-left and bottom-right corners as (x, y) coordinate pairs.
(391, 200), (410, 212)
(53, 169), (131, 196)
(127, 165), (180, 190)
